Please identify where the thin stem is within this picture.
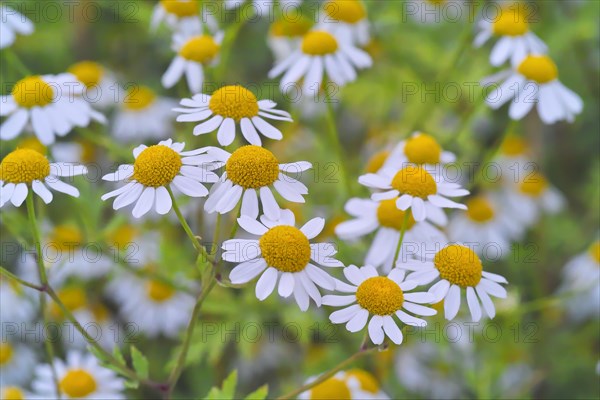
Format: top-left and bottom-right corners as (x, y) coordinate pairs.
(324, 88), (352, 199)
(40, 294), (62, 399)
(0, 266), (44, 291)
(392, 212), (411, 266)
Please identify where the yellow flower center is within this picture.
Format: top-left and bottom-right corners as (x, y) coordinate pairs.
(345, 369), (379, 394)
(179, 35), (220, 63)
(302, 31), (339, 56)
(90, 303), (110, 322)
(1, 387), (24, 400)
(518, 172), (548, 197)
(270, 17), (313, 38)
(391, 166), (437, 199)
(466, 196), (495, 223)
(11, 76), (54, 108)
(356, 276), (404, 316)
(376, 198), (416, 231)
(492, 7), (529, 36)
(160, 0), (198, 17)
(0, 343), (13, 366)
(225, 145), (279, 189)
(259, 226), (311, 273)
(50, 225), (83, 252)
(365, 150), (389, 173)
(68, 61), (104, 89)
(434, 245), (482, 288)
(404, 133), (442, 165)
(310, 377), (352, 400)
(325, 0), (366, 24)
(60, 369), (97, 398)
(50, 287), (87, 320)
(0, 149), (50, 184)
(133, 145), (182, 188)
(146, 280), (176, 302)
(18, 137), (47, 155)
(501, 136), (527, 156)
(517, 55), (558, 84)
(107, 225), (138, 249)
(208, 85), (259, 121)
(124, 86), (156, 111)
(589, 241), (600, 264)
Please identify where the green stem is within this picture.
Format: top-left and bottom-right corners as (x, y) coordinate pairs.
(392, 212), (410, 266)
(0, 266), (44, 291)
(40, 294), (62, 399)
(324, 88), (352, 199)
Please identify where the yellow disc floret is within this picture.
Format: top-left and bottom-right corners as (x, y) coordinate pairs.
(124, 86), (156, 111)
(180, 35), (220, 63)
(50, 225), (83, 252)
(302, 31), (339, 56)
(376, 198), (416, 231)
(133, 145), (182, 187)
(259, 226), (311, 273)
(12, 76), (54, 108)
(146, 280), (176, 302)
(0, 343), (13, 365)
(434, 245), (482, 287)
(208, 86), (259, 121)
(588, 241), (600, 264)
(519, 172), (548, 197)
(68, 61), (104, 89)
(391, 166), (437, 199)
(225, 146), (279, 189)
(492, 7), (529, 36)
(517, 55), (558, 84)
(356, 276), (404, 315)
(344, 369), (379, 394)
(60, 369), (97, 398)
(1, 386), (24, 400)
(325, 0), (366, 24)
(0, 149), (50, 184)
(160, 0), (198, 17)
(404, 133), (442, 165)
(270, 17), (313, 38)
(466, 196), (495, 223)
(501, 136), (527, 156)
(310, 377), (352, 400)
(18, 137), (47, 155)
(365, 150), (389, 173)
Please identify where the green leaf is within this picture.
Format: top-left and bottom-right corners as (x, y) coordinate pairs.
(221, 370), (237, 398)
(244, 384), (269, 400)
(113, 346), (126, 365)
(124, 379), (140, 390)
(130, 345), (149, 379)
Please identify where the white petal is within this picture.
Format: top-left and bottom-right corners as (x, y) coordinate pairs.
(240, 117), (261, 145)
(278, 272), (295, 297)
(368, 316), (384, 345)
(466, 286), (482, 322)
(132, 187), (155, 218)
(32, 180), (53, 204)
(172, 175), (209, 197)
(345, 308), (369, 332)
(382, 316), (403, 345)
(255, 267), (278, 300)
(251, 116), (283, 140)
(193, 115), (224, 135)
(237, 215), (268, 236)
(240, 188), (259, 219)
(10, 183), (28, 206)
(217, 117), (236, 146)
(444, 285), (461, 320)
(44, 179), (79, 198)
(0, 108), (28, 140)
(154, 186), (172, 215)
(259, 186), (280, 220)
(300, 218), (325, 239)
(229, 258), (267, 284)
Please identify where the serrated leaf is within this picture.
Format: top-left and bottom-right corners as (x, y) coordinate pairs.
(221, 370), (237, 398)
(113, 346), (126, 365)
(130, 345), (149, 379)
(244, 384), (268, 400)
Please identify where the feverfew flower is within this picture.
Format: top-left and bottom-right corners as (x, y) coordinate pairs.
(68, 60), (118, 109)
(0, 342), (37, 386)
(559, 241), (600, 321)
(151, 0), (217, 33)
(317, 0), (370, 46)
(0, 4), (34, 49)
(268, 16), (313, 62)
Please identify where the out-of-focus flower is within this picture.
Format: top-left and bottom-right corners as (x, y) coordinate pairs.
(151, 0), (217, 34)
(0, 341), (37, 386)
(0, 386), (34, 399)
(299, 369), (389, 399)
(268, 16), (313, 62)
(68, 61), (118, 109)
(324, 265), (436, 345)
(0, 4), (34, 49)
(317, 0), (370, 46)
(223, 210), (342, 311)
(0, 276), (38, 324)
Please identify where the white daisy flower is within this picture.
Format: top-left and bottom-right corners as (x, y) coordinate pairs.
(483, 54), (583, 124)
(317, 0), (370, 46)
(161, 31), (223, 93)
(335, 197), (447, 271)
(298, 370), (389, 400)
(448, 194), (525, 257)
(151, 0), (218, 34)
(0, 342), (37, 386)
(223, 210), (343, 311)
(174, 85), (293, 146)
(0, 4), (34, 49)
(0, 386), (34, 400)
(494, 135), (531, 180)
(399, 244), (508, 321)
(101, 138), (219, 218)
(1, 74), (106, 145)
(112, 85), (177, 142)
(474, 5), (547, 67)
(359, 165), (469, 224)
(0, 148), (87, 208)
(559, 241), (600, 321)
(0, 276), (38, 324)
(68, 60), (118, 109)
(204, 145), (311, 220)
(268, 17), (313, 62)
(380, 132), (457, 171)
(323, 265), (436, 345)
(268, 29), (372, 94)
(32, 350), (125, 399)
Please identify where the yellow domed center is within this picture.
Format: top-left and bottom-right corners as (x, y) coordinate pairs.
(0, 343), (13, 365)
(68, 61), (104, 89)
(345, 369), (379, 394)
(356, 276), (404, 316)
(517, 55), (558, 84)
(50, 287), (87, 319)
(18, 137), (47, 155)
(0, 149), (50, 184)
(391, 166), (437, 199)
(146, 280), (176, 302)
(589, 241), (600, 264)
(492, 8), (529, 36)
(501, 136), (527, 156)
(180, 35), (220, 63)
(466, 196), (495, 223)
(225, 145), (279, 189)
(325, 0), (366, 24)
(270, 17), (313, 38)
(208, 85), (259, 121)
(60, 369), (97, 398)
(161, 0), (198, 17)
(107, 225), (138, 249)
(376, 198), (416, 231)
(259, 226), (311, 273)
(404, 134), (442, 165)
(302, 31), (339, 56)
(434, 245), (482, 287)
(519, 172), (548, 197)
(12, 76), (54, 108)
(50, 225), (83, 252)
(310, 377), (352, 400)
(365, 150), (389, 173)
(133, 145), (182, 187)
(124, 86), (156, 111)
(1, 386), (24, 400)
